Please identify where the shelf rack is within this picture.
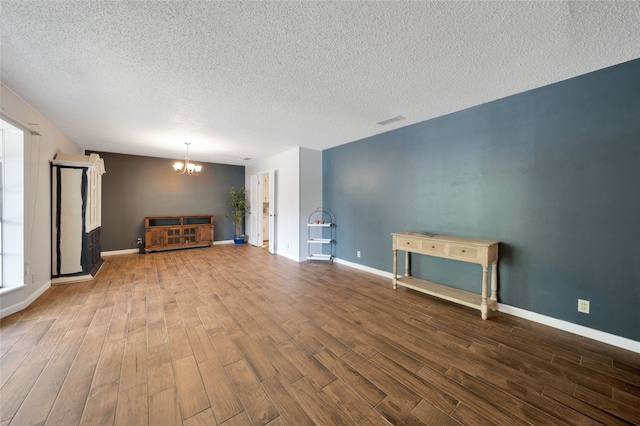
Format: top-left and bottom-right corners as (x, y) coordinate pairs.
(307, 207), (335, 263)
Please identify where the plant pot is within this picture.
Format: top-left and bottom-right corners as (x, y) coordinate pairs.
(233, 235), (245, 244)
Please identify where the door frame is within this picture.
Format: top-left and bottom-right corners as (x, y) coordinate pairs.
(248, 170), (276, 253)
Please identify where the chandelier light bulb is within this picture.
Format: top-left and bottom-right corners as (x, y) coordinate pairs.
(174, 142), (202, 176)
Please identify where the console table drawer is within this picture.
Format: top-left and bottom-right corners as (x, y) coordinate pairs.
(421, 241), (446, 256)
(397, 237), (421, 251)
(449, 245), (478, 260)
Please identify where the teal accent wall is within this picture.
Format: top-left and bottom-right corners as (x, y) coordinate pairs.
(322, 59), (640, 340)
(93, 151), (245, 251)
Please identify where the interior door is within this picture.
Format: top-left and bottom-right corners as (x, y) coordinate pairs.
(268, 170), (275, 254)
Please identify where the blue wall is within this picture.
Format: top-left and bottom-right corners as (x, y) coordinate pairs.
(323, 59), (640, 341)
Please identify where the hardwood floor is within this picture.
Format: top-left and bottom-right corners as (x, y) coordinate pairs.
(1, 244), (639, 425)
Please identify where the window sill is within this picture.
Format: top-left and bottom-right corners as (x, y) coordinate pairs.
(0, 284), (26, 296)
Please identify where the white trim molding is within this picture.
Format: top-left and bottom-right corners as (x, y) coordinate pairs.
(334, 257), (394, 279)
(278, 251), (304, 263)
(102, 248), (139, 256)
(0, 280), (51, 318)
(498, 304), (640, 354)
(333, 257), (640, 354)
(102, 241), (234, 257)
(51, 274), (94, 286)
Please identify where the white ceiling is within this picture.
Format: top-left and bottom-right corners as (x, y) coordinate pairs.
(2, 1), (639, 166)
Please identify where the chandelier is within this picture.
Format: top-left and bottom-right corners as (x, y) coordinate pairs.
(173, 142), (202, 176)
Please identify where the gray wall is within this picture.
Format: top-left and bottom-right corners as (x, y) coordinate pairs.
(93, 151), (245, 251)
(323, 59), (640, 341)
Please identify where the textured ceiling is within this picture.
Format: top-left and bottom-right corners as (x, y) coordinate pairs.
(1, 1), (639, 165)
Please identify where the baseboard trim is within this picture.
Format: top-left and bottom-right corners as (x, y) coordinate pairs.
(51, 274), (94, 285)
(498, 304), (639, 353)
(102, 241), (233, 256)
(102, 248), (139, 256)
(0, 280), (51, 318)
(277, 251), (303, 263)
(333, 257), (639, 354)
(334, 257), (394, 279)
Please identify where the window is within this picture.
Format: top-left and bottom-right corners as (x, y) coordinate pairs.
(0, 119), (24, 290)
(0, 132), (3, 287)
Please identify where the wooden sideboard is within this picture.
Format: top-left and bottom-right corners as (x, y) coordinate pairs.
(145, 215), (213, 253)
(392, 232), (499, 319)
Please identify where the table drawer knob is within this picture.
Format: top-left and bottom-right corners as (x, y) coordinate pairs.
(461, 250), (466, 253)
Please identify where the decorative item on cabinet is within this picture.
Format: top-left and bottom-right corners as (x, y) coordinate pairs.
(144, 215), (213, 253)
(51, 153), (106, 284)
(307, 207), (335, 263)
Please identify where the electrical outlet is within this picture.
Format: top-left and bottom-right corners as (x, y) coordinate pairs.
(137, 237), (143, 245)
(357, 250), (361, 258)
(578, 299), (590, 314)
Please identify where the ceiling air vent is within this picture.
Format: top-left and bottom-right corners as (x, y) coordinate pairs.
(376, 115), (405, 126)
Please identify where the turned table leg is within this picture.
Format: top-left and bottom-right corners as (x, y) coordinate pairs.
(405, 251), (411, 277)
(481, 265), (489, 320)
(491, 261), (498, 304)
(393, 249), (398, 289)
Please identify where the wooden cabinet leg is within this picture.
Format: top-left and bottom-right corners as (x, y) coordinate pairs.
(405, 251), (411, 277)
(481, 265), (488, 320)
(491, 261), (498, 303)
(393, 249), (398, 289)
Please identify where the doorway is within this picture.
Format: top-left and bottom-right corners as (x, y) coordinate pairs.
(259, 172), (270, 249)
(250, 170), (275, 253)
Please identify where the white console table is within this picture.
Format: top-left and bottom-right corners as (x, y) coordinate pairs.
(392, 232), (499, 319)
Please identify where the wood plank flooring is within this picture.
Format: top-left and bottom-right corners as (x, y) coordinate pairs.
(1, 244), (639, 425)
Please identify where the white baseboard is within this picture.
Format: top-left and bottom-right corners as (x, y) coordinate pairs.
(277, 251), (304, 263)
(334, 257), (394, 279)
(333, 257), (640, 354)
(51, 274), (94, 285)
(0, 280), (51, 318)
(102, 248), (139, 256)
(499, 304), (640, 354)
(103, 241), (233, 256)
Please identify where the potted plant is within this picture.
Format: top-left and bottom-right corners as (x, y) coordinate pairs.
(229, 186), (247, 244)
